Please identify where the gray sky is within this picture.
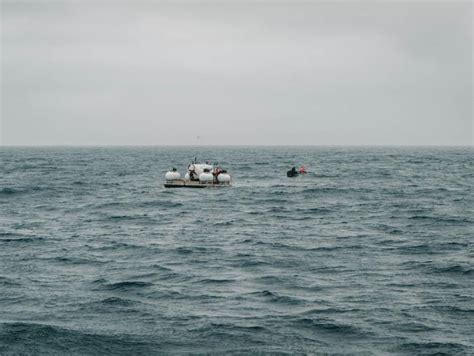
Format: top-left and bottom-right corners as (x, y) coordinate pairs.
(1, 1), (472, 146)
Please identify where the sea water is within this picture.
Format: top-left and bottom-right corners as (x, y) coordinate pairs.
(0, 146), (472, 354)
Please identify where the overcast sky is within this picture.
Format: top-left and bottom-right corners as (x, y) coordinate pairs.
(1, 1), (472, 146)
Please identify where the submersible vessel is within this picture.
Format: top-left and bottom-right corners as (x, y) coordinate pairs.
(164, 160), (231, 188)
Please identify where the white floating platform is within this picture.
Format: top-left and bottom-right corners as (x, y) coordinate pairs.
(164, 179), (231, 188)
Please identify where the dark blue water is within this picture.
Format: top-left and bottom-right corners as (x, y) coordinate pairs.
(1, 146), (473, 354)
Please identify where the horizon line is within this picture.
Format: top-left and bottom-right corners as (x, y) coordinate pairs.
(1, 143), (472, 148)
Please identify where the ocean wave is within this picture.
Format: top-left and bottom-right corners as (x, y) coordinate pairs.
(45, 256), (109, 265)
(393, 244), (435, 255)
(74, 297), (143, 314)
(408, 215), (472, 224)
(197, 278), (236, 284)
(91, 280), (153, 291)
(0, 232), (45, 244)
(0, 186), (45, 196)
(393, 341), (468, 354)
(0, 187), (17, 195)
(299, 307), (363, 316)
(0, 276), (21, 287)
(246, 290), (307, 305)
(174, 247), (194, 255)
(188, 321), (267, 339)
(107, 214), (153, 221)
(389, 321), (437, 332)
(151, 264), (173, 272)
(94, 296), (138, 307)
(235, 259), (270, 268)
(430, 305), (474, 314)
(295, 207), (334, 214)
(429, 265), (473, 276)
(212, 220), (237, 227)
(88, 241), (143, 251)
(292, 317), (362, 335)
(302, 187), (373, 194)
(0, 322), (156, 354)
(252, 275), (287, 284)
(139, 200), (183, 208)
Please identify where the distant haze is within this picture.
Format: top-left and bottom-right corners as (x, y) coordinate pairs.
(1, 1), (472, 146)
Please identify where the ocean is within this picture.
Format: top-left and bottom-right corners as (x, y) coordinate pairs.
(0, 146), (472, 354)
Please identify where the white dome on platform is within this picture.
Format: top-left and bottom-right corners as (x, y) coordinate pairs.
(165, 171), (181, 180)
(217, 173), (231, 183)
(199, 172), (214, 182)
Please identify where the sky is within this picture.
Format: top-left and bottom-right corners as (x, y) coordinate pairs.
(1, 1), (472, 146)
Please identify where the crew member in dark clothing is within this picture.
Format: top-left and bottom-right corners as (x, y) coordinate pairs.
(287, 167), (298, 177)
